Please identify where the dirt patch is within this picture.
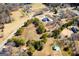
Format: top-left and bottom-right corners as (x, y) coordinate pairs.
(20, 24), (41, 41)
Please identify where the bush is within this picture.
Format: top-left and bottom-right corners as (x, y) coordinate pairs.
(36, 24), (46, 34)
(15, 27), (24, 36)
(52, 30), (60, 39)
(40, 33), (49, 39)
(10, 37), (26, 47)
(27, 45), (35, 56)
(23, 18), (42, 27)
(34, 41), (43, 51)
(32, 18), (40, 26)
(23, 20), (32, 27)
(26, 40), (36, 46)
(7, 39), (14, 43)
(26, 40), (44, 51)
(41, 38), (47, 44)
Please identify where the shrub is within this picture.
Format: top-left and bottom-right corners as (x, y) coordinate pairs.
(15, 27), (24, 36)
(40, 33), (49, 39)
(23, 20), (32, 27)
(63, 47), (69, 51)
(10, 37), (26, 47)
(52, 30), (60, 39)
(32, 18), (40, 26)
(36, 24), (46, 34)
(26, 40), (44, 51)
(41, 38), (47, 44)
(7, 39), (14, 43)
(34, 41), (43, 51)
(27, 45), (35, 56)
(26, 40), (36, 46)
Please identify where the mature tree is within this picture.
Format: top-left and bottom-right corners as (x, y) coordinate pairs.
(8, 37), (26, 47)
(34, 41), (43, 51)
(32, 18), (41, 27)
(26, 40), (44, 51)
